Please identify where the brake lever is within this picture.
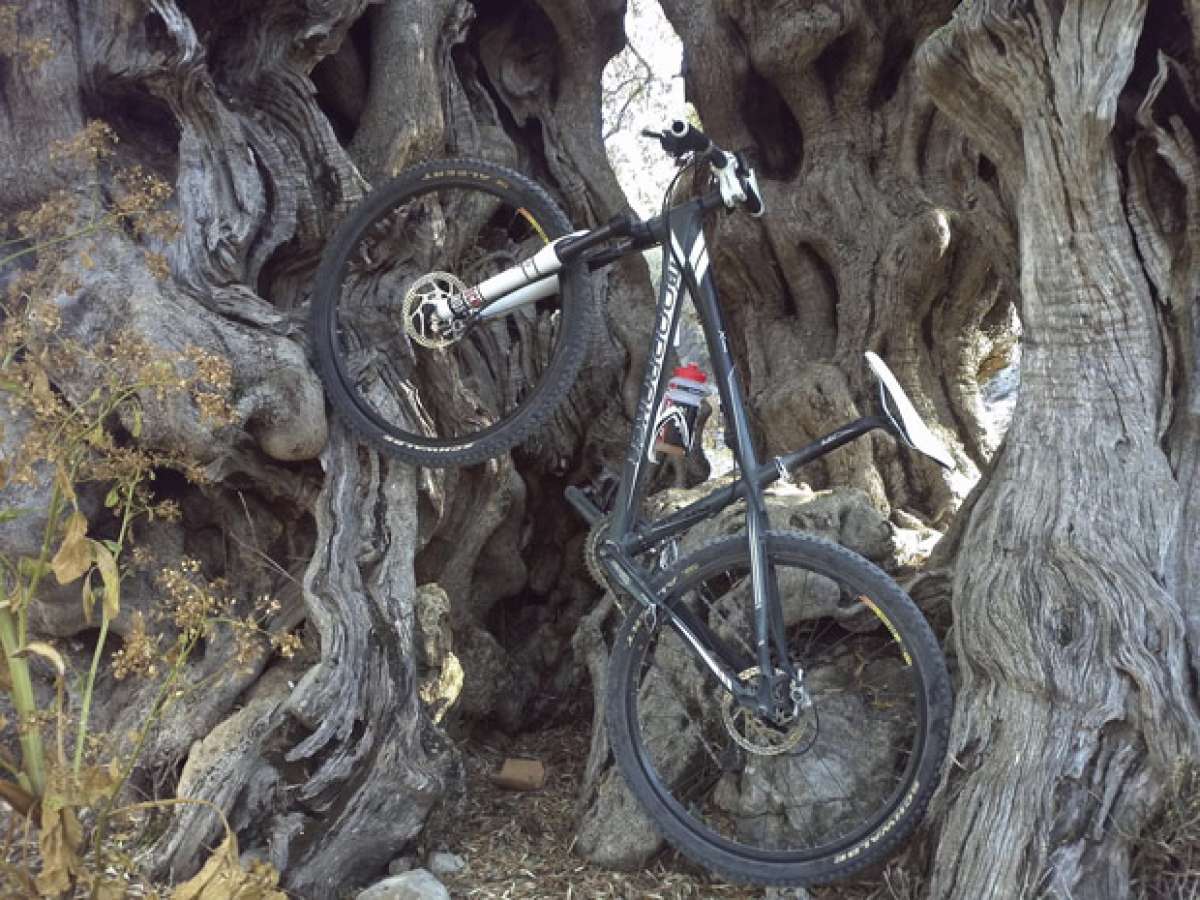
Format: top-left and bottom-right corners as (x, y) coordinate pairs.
(735, 152), (765, 217)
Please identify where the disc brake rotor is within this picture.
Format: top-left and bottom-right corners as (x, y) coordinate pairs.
(720, 666), (814, 756)
(403, 271), (470, 349)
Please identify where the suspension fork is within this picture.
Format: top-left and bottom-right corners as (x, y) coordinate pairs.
(679, 227), (795, 715)
(742, 464), (796, 710)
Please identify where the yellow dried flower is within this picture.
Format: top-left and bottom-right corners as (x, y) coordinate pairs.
(151, 500), (181, 523)
(48, 120), (118, 167)
(112, 613), (159, 680)
(144, 251), (170, 281)
(273, 632), (303, 659)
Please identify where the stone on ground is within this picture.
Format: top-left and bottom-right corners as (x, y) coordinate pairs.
(355, 868), (450, 900)
(426, 851), (467, 877)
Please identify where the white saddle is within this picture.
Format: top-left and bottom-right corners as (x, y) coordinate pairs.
(864, 352), (955, 470)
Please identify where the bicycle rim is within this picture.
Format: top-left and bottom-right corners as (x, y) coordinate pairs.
(323, 175), (571, 456)
(619, 540), (928, 865)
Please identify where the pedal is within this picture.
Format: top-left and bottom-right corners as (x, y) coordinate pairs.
(564, 469), (620, 525)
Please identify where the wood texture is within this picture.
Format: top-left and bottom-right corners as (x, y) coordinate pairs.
(919, 3), (1200, 896)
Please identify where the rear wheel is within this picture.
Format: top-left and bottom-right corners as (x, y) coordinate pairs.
(311, 158), (594, 467)
(605, 531), (952, 885)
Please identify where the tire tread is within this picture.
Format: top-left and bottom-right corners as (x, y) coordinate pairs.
(605, 530), (952, 886)
(311, 158), (597, 467)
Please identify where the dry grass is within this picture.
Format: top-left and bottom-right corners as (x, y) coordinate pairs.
(432, 722), (921, 900)
(435, 723), (762, 899)
(1131, 764), (1200, 900)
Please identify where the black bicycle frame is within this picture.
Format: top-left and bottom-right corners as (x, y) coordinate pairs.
(557, 191), (893, 717)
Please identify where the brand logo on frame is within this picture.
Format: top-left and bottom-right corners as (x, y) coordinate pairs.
(628, 253), (684, 470)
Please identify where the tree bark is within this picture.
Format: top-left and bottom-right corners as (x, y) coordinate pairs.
(2, 0), (648, 892)
(14, 0), (1198, 894)
(656, 0), (1017, 524)
(918, 3), (1200, 896)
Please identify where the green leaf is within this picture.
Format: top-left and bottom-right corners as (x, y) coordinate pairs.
(103, 487), (120, 508)
(0, 507), (26, 525)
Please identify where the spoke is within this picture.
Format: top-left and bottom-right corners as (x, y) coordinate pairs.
(326, 179), (567, 449)
(629, 551), (929, 859)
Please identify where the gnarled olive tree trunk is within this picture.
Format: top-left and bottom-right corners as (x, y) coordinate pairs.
(11, 0), (1197, 894)
(1, 0), (645, 894)
(918, 3), (1200, 896)
(655, 0), (1018, 525)
(590, 1), (1200, 894)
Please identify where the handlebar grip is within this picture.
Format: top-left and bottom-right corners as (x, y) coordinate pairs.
(669, 120), (712, 155)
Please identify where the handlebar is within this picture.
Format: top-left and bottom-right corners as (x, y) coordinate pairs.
(641, 120), (764, 217)
(641, 121), (718, 161)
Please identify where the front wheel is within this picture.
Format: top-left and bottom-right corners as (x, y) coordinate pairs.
(605, 531), (952, 886)
(311, 158), (595, 467)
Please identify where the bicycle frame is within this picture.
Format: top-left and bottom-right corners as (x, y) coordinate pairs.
(472, 187), (901, 717)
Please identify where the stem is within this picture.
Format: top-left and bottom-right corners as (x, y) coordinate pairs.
(0, 606), (44, 796)
(74, 480), (134, 776)
(0, 218), (112, 270)
(20, 482), (66, 643)
(0, 207), (159, 271)
(92, 634), (197, 861)
(72, 611), (109, 777)
(54, 677), (64, 767)
(45, 384), (144, 457)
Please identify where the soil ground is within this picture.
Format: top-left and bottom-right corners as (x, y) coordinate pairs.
(431, 723), (918, 900)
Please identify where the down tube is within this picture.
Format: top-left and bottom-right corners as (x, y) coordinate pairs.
(606, 213), (697, 541)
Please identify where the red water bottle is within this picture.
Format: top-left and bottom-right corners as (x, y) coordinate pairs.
(654, 363), (709, 457)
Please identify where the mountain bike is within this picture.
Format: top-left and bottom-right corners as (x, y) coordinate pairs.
(310, 121), (953, 886)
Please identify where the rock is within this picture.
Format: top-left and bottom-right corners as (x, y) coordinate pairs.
(387, 856), (415, 876)
(355, 869), (449, 900)
(762, 888), (812, 900)
(426, 851), (466, 877)
(574, 768), (664, 868)
(491, 757), (546, 791)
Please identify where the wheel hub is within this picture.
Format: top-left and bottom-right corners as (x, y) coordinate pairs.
(720, 666), (815, 756)
(403, 271), (470, 348)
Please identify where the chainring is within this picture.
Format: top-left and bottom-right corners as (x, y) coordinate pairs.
(584, 515), (636, 611)
(403, 272), (470, 349)
(720, 666), (814, 756)
(583, 516), (613, 590)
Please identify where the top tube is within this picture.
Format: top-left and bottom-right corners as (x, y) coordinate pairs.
(563, 190), (727, 271)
